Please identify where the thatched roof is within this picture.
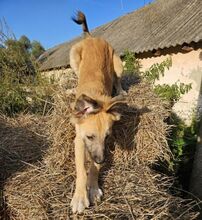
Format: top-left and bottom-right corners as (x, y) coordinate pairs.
(39, 0), (202, 71)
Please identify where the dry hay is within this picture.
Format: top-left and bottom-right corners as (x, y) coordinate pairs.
(0, 114), (49, 219)
(0, 114), (49, 180)
(3, 75), (200, 219)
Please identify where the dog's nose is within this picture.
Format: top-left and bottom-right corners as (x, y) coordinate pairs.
(93, 155), (105, 164)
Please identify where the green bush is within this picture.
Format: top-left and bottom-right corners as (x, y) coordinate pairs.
(0, 83), (29, 115)
(0, 71), (53, 116)
(123, 50), (141, 75)
(169, 113), (198, 161)
(168, 113), (199, 189)
(0, 32), (52, 116)
(143, 57), (172, 83)
(154, 82), (192, 106)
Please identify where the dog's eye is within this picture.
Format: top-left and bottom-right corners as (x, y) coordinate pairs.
(86, 135), (95, 141)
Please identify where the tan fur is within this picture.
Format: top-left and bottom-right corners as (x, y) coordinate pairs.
(70, 13), (125, 214)
(70, 37), (124, 99)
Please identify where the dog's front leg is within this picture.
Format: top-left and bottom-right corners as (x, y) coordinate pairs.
(87, 160), (103, 204)
(114, 76), (127, 96)
(71, 134), (89, 213)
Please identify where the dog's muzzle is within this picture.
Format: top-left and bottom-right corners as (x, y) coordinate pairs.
(92, 154), (105, 164)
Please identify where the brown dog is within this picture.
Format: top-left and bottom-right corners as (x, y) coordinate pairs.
(70, 11), (126, 213)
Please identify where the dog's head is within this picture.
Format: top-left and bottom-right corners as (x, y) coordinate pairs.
(71, 94), (125, 164)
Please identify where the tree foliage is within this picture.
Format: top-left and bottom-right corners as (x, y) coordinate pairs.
(31, 40), (45, 59)
(0, 38), (35, 79)
(19, 35), (32, 51)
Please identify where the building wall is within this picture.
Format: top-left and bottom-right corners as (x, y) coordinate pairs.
(139, 48), (202, 124)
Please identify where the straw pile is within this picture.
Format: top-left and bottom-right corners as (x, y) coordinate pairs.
(3, 74), (199, 219)
(0, 114), (49, 219)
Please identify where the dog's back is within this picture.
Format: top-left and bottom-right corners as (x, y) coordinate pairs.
(77, 37), (114, 96)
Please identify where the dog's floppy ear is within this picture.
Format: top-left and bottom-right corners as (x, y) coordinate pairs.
(106, 95), (126, 121)
(72, 94), (102, 118)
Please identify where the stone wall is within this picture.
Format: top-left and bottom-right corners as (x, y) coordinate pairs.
(41, 68), (74, 89)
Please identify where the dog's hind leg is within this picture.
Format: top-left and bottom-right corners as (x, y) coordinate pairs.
(87, 160), (103, 204)
(70, 43), (82, 76)
(113, 53), (127, 95)
(70, 133), (89, 213)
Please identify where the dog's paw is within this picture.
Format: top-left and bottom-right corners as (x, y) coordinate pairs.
(119, 90), (127, 96)
(88, 187), (103, 204)
(71, 190), (90, 214)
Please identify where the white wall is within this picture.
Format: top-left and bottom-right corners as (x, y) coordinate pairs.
(139, 49), (202, 124)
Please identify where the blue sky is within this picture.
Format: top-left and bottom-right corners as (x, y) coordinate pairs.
(0, 0), (153, 49)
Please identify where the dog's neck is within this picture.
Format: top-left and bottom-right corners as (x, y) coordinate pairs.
(76, 67), (113, 99)
(76, 81), (112, 100)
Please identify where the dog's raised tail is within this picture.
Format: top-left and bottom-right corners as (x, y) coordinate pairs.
(72, 11), (90, 37)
